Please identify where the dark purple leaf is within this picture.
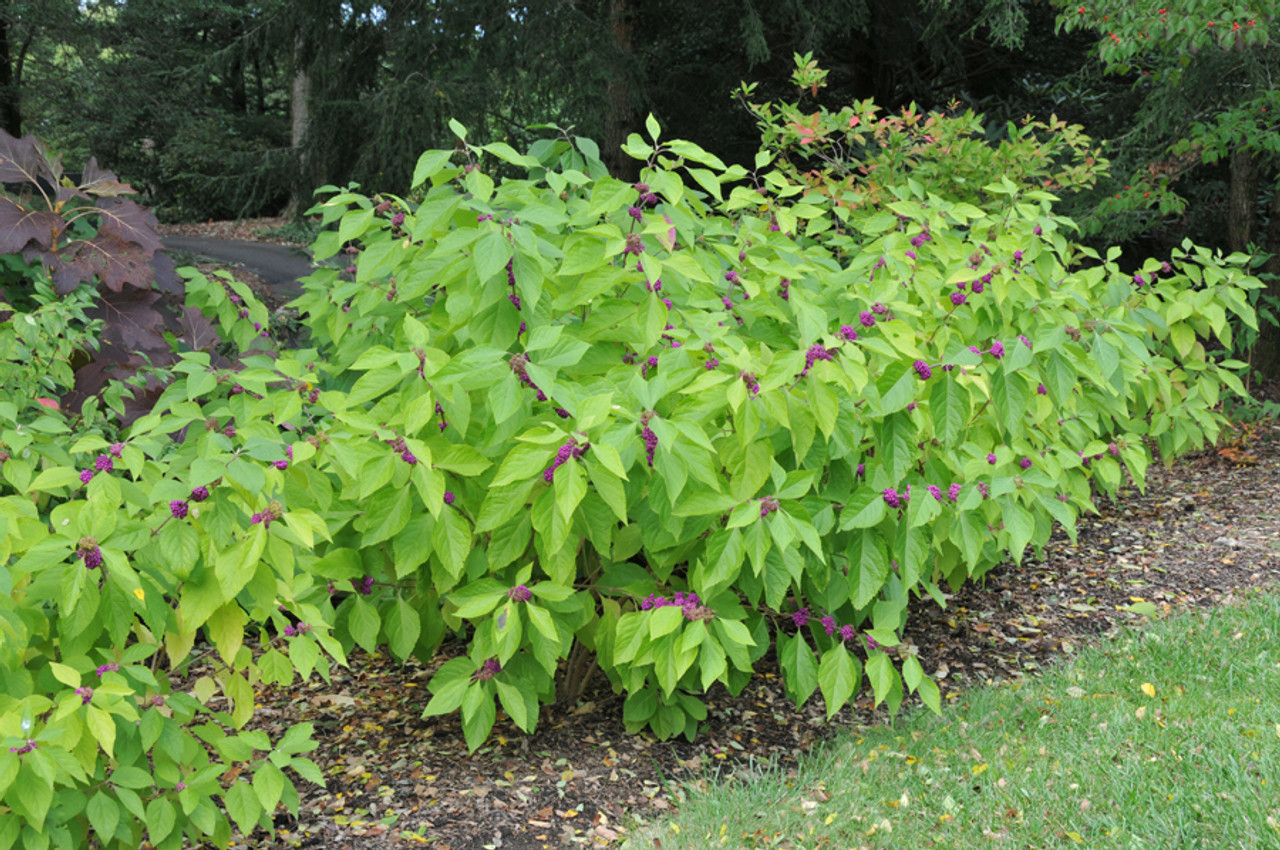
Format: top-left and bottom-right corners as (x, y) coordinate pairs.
(77, 157), (136, 198)
(149, 250), (182, 295)
(0, 131), (55, 185)
(95, 198), (163, 257)
(66, 358), (165, 427)
(55, 184), (93, 205)
(0, 197), (64, 253)
(55, 235), (156, 293)
(178, 306), (220, 351)
(88, 288), (175, 362)
(46, 253), (91, 295)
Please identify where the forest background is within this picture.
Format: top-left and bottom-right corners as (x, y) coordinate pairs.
(4, 0), (1279, 369)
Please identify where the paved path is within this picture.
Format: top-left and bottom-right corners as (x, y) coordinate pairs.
(160, 236), (314, 299)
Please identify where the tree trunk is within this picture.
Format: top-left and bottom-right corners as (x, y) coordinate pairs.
(229, 18), (247, 114)
(1227, 146), (1258, 253)
(286, 33), (312, 219)
(1250, 180), (1280, 382)
(0, 13), (21, 137)
(602, 0), (637, 181)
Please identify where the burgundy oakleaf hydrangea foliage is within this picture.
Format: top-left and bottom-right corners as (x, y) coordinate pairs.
(0, 129), (227, 421)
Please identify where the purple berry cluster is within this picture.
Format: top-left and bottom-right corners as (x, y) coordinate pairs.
(507, 584), (532, 602)
(387, 435), (417, 465)
(350, 576), (375, 595)
(96, 662), (119, 676)
(740, 371), (760, 396)
(474, 658), (502, 681)
(543, 439), (589, 483)
(634, 182), (658, 207)
(639, 591), (713, 621)
(283, 622), (312, 637)
(170, 500), (189, 519)
(640, 411), (658, 467)
(779, 278), (790, 301)
(913, 359), (932, 380)
(509, 353), (552, 404)
(883, 486), (910, 508)
(250, 500), (284, 530)
(838, 324), (858, 342)
(506, 259), (520, 310)
(76, 536), (103, 570)
(9, 739), (36, 755)
(758, 495), (780, 518)
(799, 344), (834, 377)
(75, 686), (93, 705)
(794, 607), (879, 650)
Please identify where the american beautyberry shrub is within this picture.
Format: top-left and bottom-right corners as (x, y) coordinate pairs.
(285, 103), (1255, 748)
(0, 286), (335, 848)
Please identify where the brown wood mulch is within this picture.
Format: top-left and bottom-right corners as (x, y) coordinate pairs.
(165, 222), (1280, 850)
(158, 217), (301, 246)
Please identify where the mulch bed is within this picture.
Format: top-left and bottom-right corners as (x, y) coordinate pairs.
(158, 217), (302, 246)
(165, 222), (1280, 850)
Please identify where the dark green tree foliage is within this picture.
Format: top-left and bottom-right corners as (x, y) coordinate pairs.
(1056, 1), (1280, 376)
(0, 0), (84, 139)
(74, 0), (296, 220)
(294, 1), (619, 193)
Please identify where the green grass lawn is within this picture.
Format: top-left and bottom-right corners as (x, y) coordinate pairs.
(626, 590), (1280, 849)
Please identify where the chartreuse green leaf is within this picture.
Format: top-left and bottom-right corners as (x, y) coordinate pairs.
(779, 632), (820, 707)
(384, 598), (421, 661)
(223, 780), (262, 836)
(818, 645), (859, 719)
(423, 657), (477, 717)
(86, 791), (120, 844)
(461, 685), (496, 752)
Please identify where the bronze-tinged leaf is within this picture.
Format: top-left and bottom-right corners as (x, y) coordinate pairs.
(95, 198), (163, 257)
(61, 234), (155, 292)
(0, 197), (64, 253)
(66, 358), (165, 426)
(88, 288), (175, 362)
(55, 184), (93, 205)
(120, 378), (166, 426)
(0, 130), (55, 185)
(150, 250), (183, 295)
(178, 306), (220, 351)
(77, 157), (136, 198)
(46, 252), (93, 295)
